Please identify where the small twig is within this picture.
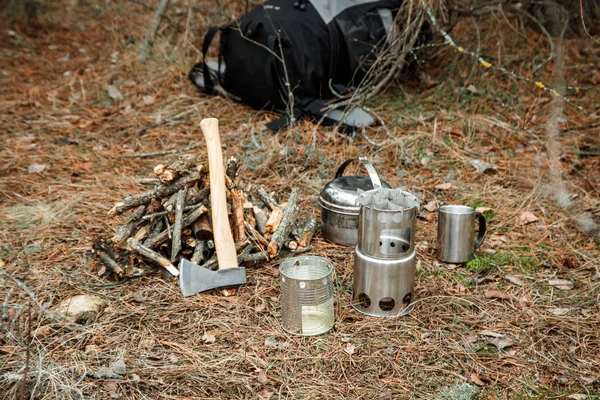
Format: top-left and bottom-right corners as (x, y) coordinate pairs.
(96, 250), (125, 278)
(171, 187), (187, 262)
(138, 0), (171, 60)
(267, 188), (299, 258)
(127, 238), (179, 276)
(0, 268), (80, 327)
(111, 205), (146, 246)
(142, 203), (203, 220)
(191, 240), (210, 264)
(108, 171), (200, 215)
(145, 205), (208, 249)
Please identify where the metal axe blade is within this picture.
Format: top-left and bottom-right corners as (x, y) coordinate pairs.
(179, 259), (246, 297)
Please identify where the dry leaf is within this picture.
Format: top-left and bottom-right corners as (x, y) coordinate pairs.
(518, 211), (539, 225)
(258, 390), (273, 400)
(479, 331), (516, 349)
(567, 395), (587, 400)
(484, 290), (512, 300)
(344, 343), (356, 355)
(257, 369), (269, 385)
(470, 373), (484, 386)
(27, 163), (46, 174)
(97, 265), (107, 276)
(492, 336), (516, 349)
(435, 182), (454, 190)
(423, 200), (437, 212)
(202, 332), (216, 344)
(548, 308), (570, 316)
(255, 303), (266, 312)
(476, 207), (493, 213)
(106, 85), (123, 101)
(478, 330), (504, 338)
(264, 336), (278, 347)
(142, 95), (155, 105)
(470, 159), (495, 174)
(548, 279), (574, 290)
(505, 274), (524, 286)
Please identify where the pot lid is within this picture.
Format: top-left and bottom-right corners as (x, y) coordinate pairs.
(320, 175), (390, 212)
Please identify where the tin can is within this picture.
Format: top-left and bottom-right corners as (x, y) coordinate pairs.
(280, 256), (334, 336)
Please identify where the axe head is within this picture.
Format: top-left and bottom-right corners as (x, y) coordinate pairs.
(179, 258), (246, 297)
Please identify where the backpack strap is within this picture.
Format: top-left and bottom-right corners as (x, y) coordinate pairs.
(201, 25), (221, 95)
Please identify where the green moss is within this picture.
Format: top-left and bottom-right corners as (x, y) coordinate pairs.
(466, 252), (539, 275)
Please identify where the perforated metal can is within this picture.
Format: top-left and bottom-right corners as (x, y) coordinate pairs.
(280, 256), (334, 336)
(351, 188), (419, 317)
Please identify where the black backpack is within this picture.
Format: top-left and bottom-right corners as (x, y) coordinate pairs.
(190, 0), (403, 130)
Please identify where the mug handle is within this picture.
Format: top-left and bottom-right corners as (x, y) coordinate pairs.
(334, 156), (382, 189)
(474, 212), (487, 249)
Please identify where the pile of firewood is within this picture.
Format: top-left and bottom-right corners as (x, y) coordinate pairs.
(94, 155), (317, 279)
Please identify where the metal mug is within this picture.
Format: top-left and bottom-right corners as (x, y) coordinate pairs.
(437, 205), (487, 264)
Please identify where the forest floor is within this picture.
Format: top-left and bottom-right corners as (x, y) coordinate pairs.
(1, 1), (599, 399)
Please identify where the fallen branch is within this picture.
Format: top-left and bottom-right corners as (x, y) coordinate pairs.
(127, 238), (179, 276)
(111, 205), (146, 246)
(109, 171), (200, 215)
(138, 0), (171, 61)
(144, 205), (208, 249)
(171, 187), (187, 262)
(268, 188), (299, 258)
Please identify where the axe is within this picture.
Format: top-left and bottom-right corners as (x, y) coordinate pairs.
(179, 118), (246, 296)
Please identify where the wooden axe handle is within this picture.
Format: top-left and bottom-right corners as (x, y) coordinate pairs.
(200, 118), (238, 270)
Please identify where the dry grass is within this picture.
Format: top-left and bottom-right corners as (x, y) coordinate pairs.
(1, 0), (599, 399)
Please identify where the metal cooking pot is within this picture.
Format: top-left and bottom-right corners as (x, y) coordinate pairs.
(319, 156), (389, 246)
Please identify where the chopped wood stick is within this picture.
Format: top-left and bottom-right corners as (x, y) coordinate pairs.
(164, 185), (209, 212)
(184, 235), (197, 248)
(285, 240), (298, 251)
(127, 238), (179, 276)
(257, 186), (278, 210)
(171, 187), (187, 262)
(163, 191), (179, 212)
(268, 188), (299, 258)
(190, 240), (210, 264)
(182, 228), (192, 236)
(153, 164), (165, 176)
(253, 206), (268, 234)
(265, 206), (283, 234)
(108, 171), (200, 215)
(96, 250), (124, 278)
(187, 186), (210, 206)
(143, 218), (164, 247)
(145, 205), (208, 249)
(192, 212), (213, 241)
(142, 203), (204, 220)
(160, 155), (196, 184)
(244, 221), (270, 247)
(111, 205), (146, 246)
(139, 178), (161, 186)
(133, 225), (149, 242)
(226, 157), (238, 183)
(164, 215), (172, 239)
(231, 188), (246, 241)
(296, 215), (318, 248)
(200, 243), (264, 270)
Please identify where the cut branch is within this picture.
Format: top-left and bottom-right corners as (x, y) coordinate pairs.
(171, 187), (187, 262)
(138, 0), (171, 61)
(127, 238), (179, 276)
(109, 171), (200, 215)
(267, 188), (299, 258)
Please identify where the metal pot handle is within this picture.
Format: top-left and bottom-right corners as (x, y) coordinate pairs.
(334, 156), (382, 188)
